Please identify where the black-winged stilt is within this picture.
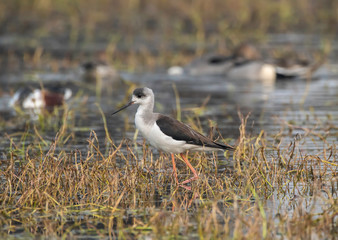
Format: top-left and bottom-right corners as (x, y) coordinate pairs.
(112, 87), (234, 187)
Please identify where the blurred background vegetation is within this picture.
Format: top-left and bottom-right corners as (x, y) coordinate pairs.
(0, 0), (337, 71)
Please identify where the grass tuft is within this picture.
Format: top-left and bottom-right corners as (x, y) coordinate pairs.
(0, 111), (336, 238)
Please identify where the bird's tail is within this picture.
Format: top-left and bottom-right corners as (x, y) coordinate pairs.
(214, 142), (235, 150)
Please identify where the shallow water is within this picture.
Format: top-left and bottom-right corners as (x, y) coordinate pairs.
(0, 36), (337, 238)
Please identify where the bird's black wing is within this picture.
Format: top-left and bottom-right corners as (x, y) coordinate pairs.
(156, 115), (233, 150)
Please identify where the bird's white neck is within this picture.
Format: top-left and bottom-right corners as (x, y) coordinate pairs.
(137, 100), (153, 113)
(135, 101), (155, 126)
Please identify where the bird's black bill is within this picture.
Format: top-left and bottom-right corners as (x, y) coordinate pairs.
(112, 101), (134, 115)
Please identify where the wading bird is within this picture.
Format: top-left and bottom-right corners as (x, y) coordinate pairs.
(112, 87), (234, 188)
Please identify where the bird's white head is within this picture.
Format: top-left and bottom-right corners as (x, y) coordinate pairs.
(112, 87), (154, 115)
(131, 87), (154, 106)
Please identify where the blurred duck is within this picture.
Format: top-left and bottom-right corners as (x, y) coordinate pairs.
(272, 50), (323, 79)
(9, 84), (72, 110)
(168, 43), (276, 83)
(81, 61), (119, 82)
(81, 61), (125, 95)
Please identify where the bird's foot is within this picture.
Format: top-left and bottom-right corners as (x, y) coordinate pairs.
(172, 172), (179, 184)
(179, 176), (198, 185)
(175, 176), (199, 191)
(178, 184), (191, 191)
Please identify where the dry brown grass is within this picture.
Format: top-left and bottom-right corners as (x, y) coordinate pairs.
(0, 108), (336, 239)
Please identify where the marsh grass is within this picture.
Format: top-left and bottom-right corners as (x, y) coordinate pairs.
(0, 1), (336, 238)
(0, 108), (336, 239)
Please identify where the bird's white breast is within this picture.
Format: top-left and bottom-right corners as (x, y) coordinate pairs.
(135, 112), (187, 154)
(22, 89), (45, 109)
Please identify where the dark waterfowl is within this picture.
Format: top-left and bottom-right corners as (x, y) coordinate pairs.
(168, 43), (323, 82)
(81, 61), (120, 82)
(168, 43), (276, 84)
(80, 61), (127, 95)
(272, 51), (323, 79)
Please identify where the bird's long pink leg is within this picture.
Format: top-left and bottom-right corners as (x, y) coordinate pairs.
(171, 153), (179, 184)
(179, 153), (199, 185)
(172, 153), (193, 191)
